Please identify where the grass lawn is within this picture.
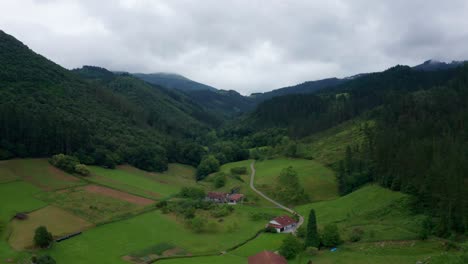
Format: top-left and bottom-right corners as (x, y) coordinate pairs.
(0, 181), (47, 261)
(35, 186), (147, 224)
(8, 206), (93, 250)
(86, 163), (199, 200)
(0, 159), (85, 190)
(254, 158), (338, 203)
(45, 205), (284, 264)
(295, 185), (425, 242)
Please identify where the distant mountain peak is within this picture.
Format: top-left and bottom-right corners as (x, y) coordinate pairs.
(413, 59), (466, 71)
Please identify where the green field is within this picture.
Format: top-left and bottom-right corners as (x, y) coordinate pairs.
(35, 187), (147, 224)
(9, 206), (93, 250)
(0, 159), (86, 190)
(254, 158), (338, 203)
(86, 164), (200, 199)
(0, 181), (47, 260)
(45, 205), (284, 263)
(295, 185), (424, 242)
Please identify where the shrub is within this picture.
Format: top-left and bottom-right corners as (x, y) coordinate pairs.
(230, 166), (247, 175)
(179, 187), (206, 200)
(189, 217), (206, 233)
(156, 200), (168, 209)
(265, 226), (277, 233)
(196, 155), (220, 180)
(296, 225), (306, 238)
(349, 228), (364, 242)
(305, 246), (319, 256)
(213, 174), (226, 188)
(279, 235), (304, 259)
(50, 154), (79, 173)
(211, 205), (234, 218)
(34, 226), (53, 248)
(34, 255), (56, 264)
(74, 164), (90, 176)
(321, 224), (342, 247)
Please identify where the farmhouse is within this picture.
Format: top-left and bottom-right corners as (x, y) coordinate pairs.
(206, 192), (244, 204)
(248, 250), (287, 264)
(267, 215), (297, 233)
(228, 193), (244, 204)
(206, 192), (228, 203)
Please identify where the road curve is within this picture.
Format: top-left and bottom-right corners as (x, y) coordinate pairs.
(249, 161), (304, 233)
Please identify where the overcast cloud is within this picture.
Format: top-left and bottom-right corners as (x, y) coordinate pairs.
(1, 0), (468, 94)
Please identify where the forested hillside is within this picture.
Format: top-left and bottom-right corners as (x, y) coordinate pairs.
(244, 65), (459, 137)
(0, 31), (213, 171)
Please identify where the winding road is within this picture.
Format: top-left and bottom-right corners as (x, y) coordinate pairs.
(249, 161), (304, 233)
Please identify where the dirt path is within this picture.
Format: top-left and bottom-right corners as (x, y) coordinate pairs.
(249, 161), (304, 233)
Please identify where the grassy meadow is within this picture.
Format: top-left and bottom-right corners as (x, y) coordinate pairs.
(254, 158), (338, 203)
(295, 185), (425, 242)
(0, 159), (86, 190)
(86, 163), (200, 200)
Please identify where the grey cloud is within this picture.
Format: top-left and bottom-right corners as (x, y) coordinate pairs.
(1, 0), (468, 94)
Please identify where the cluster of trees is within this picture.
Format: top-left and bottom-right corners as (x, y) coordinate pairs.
(49, 154), (90, 176)
(273, 167), (309, 205)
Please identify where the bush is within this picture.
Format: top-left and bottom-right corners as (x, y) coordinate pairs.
(213, 174), (226, 188)
(74, 164), (90, 176)
(305, 246), (319, 256)
(279, 235), (304, 259)
(156, 200), (168, 209)
(196, 155), (220, 180)
(321, 224), (342, 247)
(34, 226), (53, 248)
(349, 228), (364, 242)
(230, 166), (247, 175)
(296, 225), (306, 238)
(211, 205), (234, 218)
(179, 187), (206, 200)
(189, 216), (206, 233)
(265, 226), (277, 233)
(49, 154), (79, 173)
(33, 255), (56, 264)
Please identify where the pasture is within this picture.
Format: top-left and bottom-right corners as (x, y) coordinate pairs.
(45, 205), (284, 264)
(35, 186), (148, 223)
(86, 163), (199, 200)
(0, 181), (47, 260)
(0, 159), (85, 190)
(295, 185), (424, 242)
(8, 206), (93, 250)
(254, 158), (338, 203)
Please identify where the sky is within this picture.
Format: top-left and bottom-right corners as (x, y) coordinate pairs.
(1, 0), (468, 94)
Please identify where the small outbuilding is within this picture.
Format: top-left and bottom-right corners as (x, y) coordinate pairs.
(268, 215), (297, 233)
(228, 193), (244, 204)
(14, 213), (28, 220)
(248, 250), (287, 264)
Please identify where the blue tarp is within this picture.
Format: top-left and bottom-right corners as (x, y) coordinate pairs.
(330, 247), (338, 252)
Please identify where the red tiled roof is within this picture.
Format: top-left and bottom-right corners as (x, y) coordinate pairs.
(248, 251), (287, 264)
(270, 215), (296, 227)
(207, 192), (228, 199)
(229, 194), (244, 201)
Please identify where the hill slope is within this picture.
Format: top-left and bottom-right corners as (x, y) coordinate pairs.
(0, 30), (211, 171)
(132, 72), (217, 92)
